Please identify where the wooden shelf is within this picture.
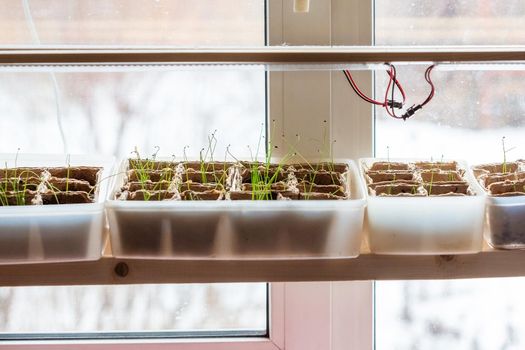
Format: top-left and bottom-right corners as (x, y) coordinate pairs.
(1, 46), (525, 65)
(1, 238), (524, 287)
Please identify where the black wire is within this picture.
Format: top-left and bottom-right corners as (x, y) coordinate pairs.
(342, 70), (382, 105)
(421, 65), (435, 107)
(390, 64), (397, 118)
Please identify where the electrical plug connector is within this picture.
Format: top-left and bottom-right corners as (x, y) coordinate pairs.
(401, 104), (422, 121)
(387, 100), (404, 109)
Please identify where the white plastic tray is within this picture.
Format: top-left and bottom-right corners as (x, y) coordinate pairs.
(485, 196), (525, 249)
(106, 159), (366, 259)
(0, 153), (114, 264)
(472, 163), (525, 249)
(360, 158), (486, 255)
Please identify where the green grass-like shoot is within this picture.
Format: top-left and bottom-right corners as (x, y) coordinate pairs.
(501, 137), (516, 173)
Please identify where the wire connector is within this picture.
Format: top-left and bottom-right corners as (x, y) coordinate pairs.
(387, 100), (404, 109)
(401, 104), (422, 121)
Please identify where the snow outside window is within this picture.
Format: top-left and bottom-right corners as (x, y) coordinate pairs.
(0, 0), (267, 339)
(375, 1), (525, 349)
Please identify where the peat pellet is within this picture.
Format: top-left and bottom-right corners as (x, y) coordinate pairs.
(293, 169), (342, 186)
(424, 182), (470, 195)
(179, 182), (223, 193)
(299, 192), (346, 200)
(368, 180), (419, 189)
(369, 162), (409, 171)
(241, 182), (287, 192)
(273, 190), (300, 200)
(373, 183), (422, 196)
(128, 159), (177, 170)
(415, 161), (458, 171)
(0, 168), (43, 179)
(46, 177), (93, 193)
(182, 161), (234, 172)
(41, 191), (93, 204)
(297, 182), (346, 197)
(366, 171), (414, 183)
(127, 180), (173, 192)
(474, 162), (520, 174)
(0, 177), (40, 191)
(228, 190), (276, 200)
(239, 161), (282, 170)
(420, 171), (463, 182)
(47, 167), (102, 186)
(483, 173), (518, 187)
(127, 168), (175, 182)
(0, 191), (37, 206)
(228, 191), (254, 200)
(181, 190), (223, 200)
(127, 190), (177, 201)
(289, 162), (348, 173)
(488, 180), (525, 196)
(181, 170), (228, 184)
(240, 168), (287, 183)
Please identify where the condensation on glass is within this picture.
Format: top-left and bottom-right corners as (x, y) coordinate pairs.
(374, 1), (525, 163)
(375, 2), (525, 349)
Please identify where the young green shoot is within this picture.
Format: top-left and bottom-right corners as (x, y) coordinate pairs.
(129, 146), (161, 201)
(428, 170), (435, 196)
(65, 154), (71, 195)
(502, 136), (516, 173)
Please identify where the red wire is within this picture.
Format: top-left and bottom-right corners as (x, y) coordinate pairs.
(422, 65), (435, 107)
(343, 70), (385, 105)
(343, 63), (401, 107)
(385, 65), (405, 119)
(342, 63), (435, 121)
(386, 66), (406, 103)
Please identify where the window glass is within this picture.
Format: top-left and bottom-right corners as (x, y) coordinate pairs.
(0, 0), (263, 46)
(0, 0), (267, 338)
(0, 284), (266, 337)
(375, 2), (525, 349)
(376, 279), (525, 350)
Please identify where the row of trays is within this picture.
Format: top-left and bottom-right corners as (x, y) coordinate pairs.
(0, 153), (524, 264)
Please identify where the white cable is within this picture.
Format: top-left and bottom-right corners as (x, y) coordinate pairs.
(21, 0), (68, 154)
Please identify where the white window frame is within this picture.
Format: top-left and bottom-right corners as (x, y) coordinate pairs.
(267, 0), (374, 349)
(1, 282), (372, 350)
(2, 1), (374, 349)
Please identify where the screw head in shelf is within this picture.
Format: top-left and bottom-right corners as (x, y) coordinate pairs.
(114, 262), (129, 278)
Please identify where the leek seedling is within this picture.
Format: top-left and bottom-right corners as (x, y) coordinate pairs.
(387, 182), (393, 196)
(248, 123), (293, 200)
(502, 137), (516, 173)
(130, 146), (160, 201)
(428, 171), (435, 196)
(65, 154), (71, 195)
(0, 151), (40, 206)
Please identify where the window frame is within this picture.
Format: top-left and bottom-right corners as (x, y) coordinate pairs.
(0, 1), (374, 349)
(267, 0), (374, 349)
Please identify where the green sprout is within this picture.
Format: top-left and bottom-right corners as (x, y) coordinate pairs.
(502, 136), (516, 173)
(65, 154), (71, 195)
(129, 146), (161, 201)
(0, 150), (41, 206)
(280, 120), (340, 200)
(428, 171), (435, 196)
(247, 122), (293, 200)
